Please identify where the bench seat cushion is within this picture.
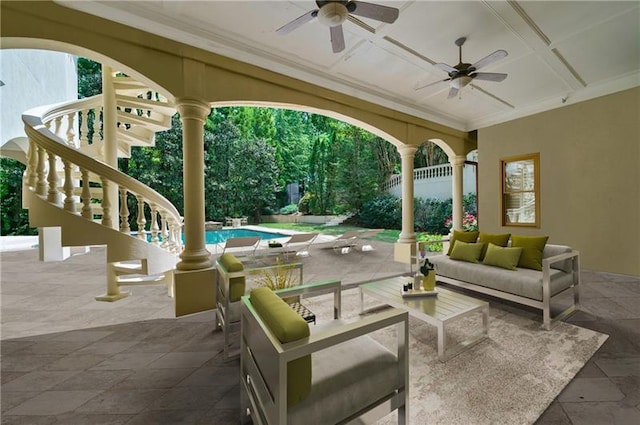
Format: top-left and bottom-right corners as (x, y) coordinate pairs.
(289, 322), (401, 424)
(430, 254), (574, 301)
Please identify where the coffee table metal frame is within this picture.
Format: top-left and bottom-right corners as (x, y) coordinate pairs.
(360, 276), (489, 362)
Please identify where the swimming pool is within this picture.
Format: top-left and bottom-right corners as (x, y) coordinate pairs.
(204, 228), (286, 244)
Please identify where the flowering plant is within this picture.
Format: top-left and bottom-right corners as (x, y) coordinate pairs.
(444, 212), (478, 232)
(420, 258), (435, 275)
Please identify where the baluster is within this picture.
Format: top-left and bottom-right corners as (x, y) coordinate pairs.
(62, 159), (77, 213)
(81, 169), (93, 219)
(46, 151), (61, 204)
(36, 145), (48, 196)
(66, 112), (76, 146)
(160, 215), (169, 248)
(80, 109), (89, 147)
(173, 222), (182, 252)
(54, 116), (63, 138)
(150, 204), (160, 244)
(101, 177), (113, 228)
(119, 187), (130, 234)
(136, 194), (146, 241)
(26, 139), (38, 188)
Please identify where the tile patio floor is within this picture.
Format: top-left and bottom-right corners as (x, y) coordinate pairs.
(1, 238), (638, 424)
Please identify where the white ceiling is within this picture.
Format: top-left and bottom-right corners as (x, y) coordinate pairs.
(59, 1), (640, 131)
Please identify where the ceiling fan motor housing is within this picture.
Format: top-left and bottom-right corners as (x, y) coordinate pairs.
(318, 3), (349, 27)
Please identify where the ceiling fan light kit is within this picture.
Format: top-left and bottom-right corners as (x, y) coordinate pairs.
(416, 37), (509, 99)
(317, 3), (349, 27)
(276, 1), (400, 53)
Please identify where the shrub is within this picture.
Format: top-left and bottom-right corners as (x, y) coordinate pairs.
(358, 194), (402, 229)
(279, 204), (298, 215)
(297, 192), (312, 214)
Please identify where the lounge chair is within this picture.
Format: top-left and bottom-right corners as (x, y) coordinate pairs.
(356, 228), (384, 252)
(222, 236), (260, 257)
(280, 232), (318, 259)
(331, 230), (361, 254)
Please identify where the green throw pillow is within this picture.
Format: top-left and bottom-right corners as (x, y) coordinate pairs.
(511, 235), (549, 271)
(449, 240), (484, 263)
(447, 230), (479, 255)
(219, 253), (246, 302)
(250, 287), (311, 407)
(482, 243), (523, 271)
(478, 232), (511, 261)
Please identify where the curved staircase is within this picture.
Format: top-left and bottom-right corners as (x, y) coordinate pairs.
(20, 71), (183, 302)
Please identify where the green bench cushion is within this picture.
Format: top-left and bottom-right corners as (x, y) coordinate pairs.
(250, 287), (311, 407)
(219, 253), (246, 302)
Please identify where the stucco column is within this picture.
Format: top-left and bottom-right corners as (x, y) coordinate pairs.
(101, 65), (118, 229)
(397, 145), (418, 243)
(451, 155), (466, 231)
(176, 98), (213, 271)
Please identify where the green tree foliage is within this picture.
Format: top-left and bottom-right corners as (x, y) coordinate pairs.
(0, 159), (36, 235)
(414, 141), (448, 168)
(77, 57), (102, 99)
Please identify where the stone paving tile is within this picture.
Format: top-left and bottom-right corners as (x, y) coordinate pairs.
(2, 370), (81, 392)
(89, 352), (166, 371)
(116, 368), (196, 390)
(5, 390), (102, 416)
(74, 388), (167, 415)
(124, 408), (208, 425)
(50, 370), (132, 391)
(145, 352), (217, 369)
(558, 378), (625, 403)
(51, 413), (134, 425)
(561, 401), (640, 425)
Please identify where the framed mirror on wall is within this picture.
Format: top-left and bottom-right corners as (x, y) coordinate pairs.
(501, 153), (540, 227)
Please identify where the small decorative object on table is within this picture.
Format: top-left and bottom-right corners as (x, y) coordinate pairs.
(420, 258), (437, 292)
(268, 240), (282, 248)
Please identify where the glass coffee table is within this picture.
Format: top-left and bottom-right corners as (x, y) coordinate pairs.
(360, 276), (489, 362)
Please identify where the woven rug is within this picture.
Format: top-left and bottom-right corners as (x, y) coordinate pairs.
(304, 288), (608, 425)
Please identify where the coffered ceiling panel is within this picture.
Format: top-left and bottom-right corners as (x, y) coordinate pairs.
(58, 0), (640, 132)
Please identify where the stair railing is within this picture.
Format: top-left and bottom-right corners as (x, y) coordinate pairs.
(22, 99), (183, 254)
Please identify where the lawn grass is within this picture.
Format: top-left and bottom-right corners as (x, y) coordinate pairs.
(258, 222), (401, 243)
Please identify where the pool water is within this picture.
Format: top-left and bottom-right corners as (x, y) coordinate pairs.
(204, 228), (286, 244)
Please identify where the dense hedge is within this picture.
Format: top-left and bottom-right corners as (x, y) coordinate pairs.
(358, 193), (477, 235)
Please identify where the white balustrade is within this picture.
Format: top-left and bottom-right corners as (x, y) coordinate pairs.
(119, 187), (130, 234)
(101, 177), (113, 228)
(81, 168), (93, 219)
(150, 204), (160, 244)
(136, 194), (146, 241)
(62, 159), (77, 213)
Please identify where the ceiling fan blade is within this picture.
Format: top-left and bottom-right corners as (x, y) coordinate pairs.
(349, 1), (399, 23)
(434, 62), (457, 74)
(415, 78), (450, 91)
(472, 72), (508, 82)
(470, 49), (508, 71)
(330, 25), (346, 53)
(447, 87), (459, 99)
(276, 9), (317, 35)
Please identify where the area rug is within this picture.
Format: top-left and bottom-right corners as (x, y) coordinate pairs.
(304, 288), (608, 425)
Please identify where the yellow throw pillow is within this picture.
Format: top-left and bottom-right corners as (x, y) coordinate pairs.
(446, 230), (479, 255)
(449, 240), (484, 263)
(482, 243), (523, 271)
(511, 235), (549, 271)
(478, 232), (511, 261)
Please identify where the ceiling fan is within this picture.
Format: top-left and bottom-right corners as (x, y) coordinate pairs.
(416, 37), (508, 99)
(276, 1), (400, 53)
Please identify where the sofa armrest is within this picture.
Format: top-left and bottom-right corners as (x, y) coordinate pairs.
(275, 280), (341, 319)
(541, 250), (580, 309)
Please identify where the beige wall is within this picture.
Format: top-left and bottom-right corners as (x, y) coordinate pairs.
(478, 87), (640, 276)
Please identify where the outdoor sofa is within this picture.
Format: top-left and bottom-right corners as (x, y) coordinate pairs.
(428, 231), (580, 330)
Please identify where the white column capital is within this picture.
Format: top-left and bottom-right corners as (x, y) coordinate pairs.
(176, 98), (210, 122)
(397, 145), (418, 158)
(451, 154), (467, 166)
